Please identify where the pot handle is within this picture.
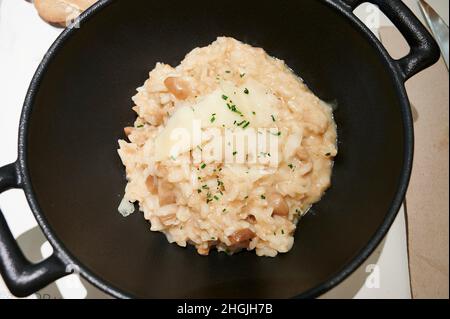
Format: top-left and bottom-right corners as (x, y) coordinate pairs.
(341, 0), (440, 81)
(0, 162), (69, 297)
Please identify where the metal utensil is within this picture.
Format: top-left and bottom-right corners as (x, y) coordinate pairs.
(419, 0), (449, 69)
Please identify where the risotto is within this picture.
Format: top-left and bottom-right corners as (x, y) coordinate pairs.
(117, 37), (337, 257)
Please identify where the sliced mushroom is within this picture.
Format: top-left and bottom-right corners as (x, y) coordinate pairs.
(228, 228), (255, 248)
(197, 246), (210, 256)
(245, 214), (257, 224)
(268, 193), (289, 217)
(123, 127), (133, 137)
(158, 181), (177, 205)
(145, 175), (157, 194)
(159, 192), (176, 206)
(164, 77), (191, 100)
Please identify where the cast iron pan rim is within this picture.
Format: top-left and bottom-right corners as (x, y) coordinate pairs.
(16, 0), (413, 299)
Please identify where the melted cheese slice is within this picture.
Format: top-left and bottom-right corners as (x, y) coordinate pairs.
(220, 79), (279, 128)
(154, 79), (279, 161)
(193, 89), (243, 128)
(154, 106), (197, 161)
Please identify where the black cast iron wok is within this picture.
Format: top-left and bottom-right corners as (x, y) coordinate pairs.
(0, 0), (439, 298)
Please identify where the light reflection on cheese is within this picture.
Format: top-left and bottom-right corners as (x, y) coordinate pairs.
(220, 79), (279, 128)
(154, 106), (197, 161)
(154, 79), (279, 161)
(193, 90), (243, 128)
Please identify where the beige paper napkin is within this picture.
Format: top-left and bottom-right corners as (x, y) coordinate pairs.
(379, 27), (449, 299)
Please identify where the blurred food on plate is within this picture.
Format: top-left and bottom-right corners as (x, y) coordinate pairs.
(33, 0), (97, 27)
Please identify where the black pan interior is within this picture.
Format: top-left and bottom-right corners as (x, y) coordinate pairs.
(26, 0), (404, 298)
